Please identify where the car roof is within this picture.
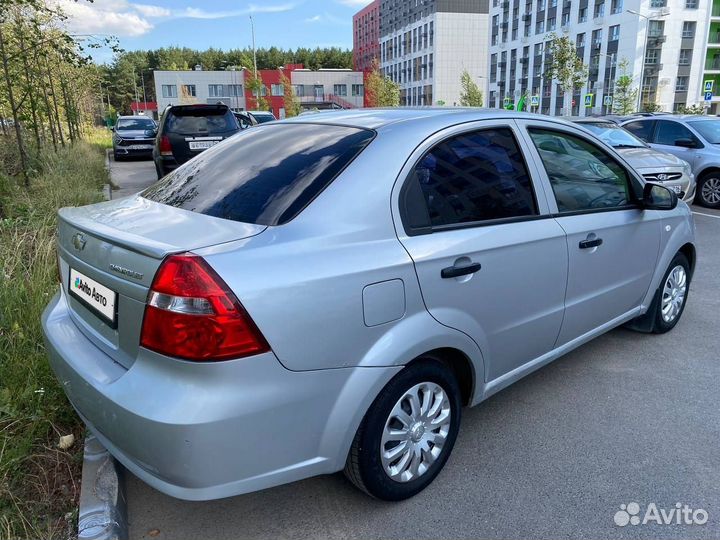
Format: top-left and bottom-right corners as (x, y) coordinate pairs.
(117, 115), (151, 120)
(248, 111), (275, 115)
(280, 107), (576, 131)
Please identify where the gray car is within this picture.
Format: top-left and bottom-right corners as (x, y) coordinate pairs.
(42, 109), (695, 502)
(112, 115), (157, 160)
(572, 119), (695, 202)
(622, 115), (720, 208)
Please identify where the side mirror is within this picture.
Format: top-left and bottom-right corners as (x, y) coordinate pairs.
(674, 138), (697, 148)
(643, 182), (678, 210)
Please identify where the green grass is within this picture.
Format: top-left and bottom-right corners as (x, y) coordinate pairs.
(0, 141), (108, 540)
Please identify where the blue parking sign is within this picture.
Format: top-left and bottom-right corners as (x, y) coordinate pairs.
(705, 91), (713, 102)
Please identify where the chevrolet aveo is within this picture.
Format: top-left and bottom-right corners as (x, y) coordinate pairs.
(42, 109), (695, 501)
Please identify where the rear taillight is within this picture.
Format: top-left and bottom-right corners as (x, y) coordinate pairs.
(140, 253), (269, 361)
(159, 135), (172, 156)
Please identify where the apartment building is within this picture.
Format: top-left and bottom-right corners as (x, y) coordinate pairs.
(378, 0), (490, 106)
(154, 65), (365, 119)
(487, 0), (710, 115)
(353, 0), (381, 71)
(702, 0), (720, 114)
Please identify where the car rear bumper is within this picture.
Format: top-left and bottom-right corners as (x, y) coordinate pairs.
(114, 146), (153, 157)
(42, 290), (400, 500)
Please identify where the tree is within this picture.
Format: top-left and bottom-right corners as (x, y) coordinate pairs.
(279, 71), (301, 117)
(641, 101), (663, 113)
(245, 71), (269, 111)
(459, 69), (483, 107)
(678, 103), (706, 115)
(546, 33), (588, 116)
(612, 58), (637, 116)
(365, 59), (400, 107)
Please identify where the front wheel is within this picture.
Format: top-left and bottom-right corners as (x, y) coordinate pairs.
(344, 359), (461, 500)
(695, 172), (720, 209)
(626, 252), (690, 334)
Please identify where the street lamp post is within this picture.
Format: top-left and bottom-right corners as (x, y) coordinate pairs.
(627, 9), (668, 112)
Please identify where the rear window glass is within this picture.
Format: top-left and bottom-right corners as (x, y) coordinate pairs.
(142, 123), (375, 225)
(251, 113), (275, 124)
(165, 108), (238, 135)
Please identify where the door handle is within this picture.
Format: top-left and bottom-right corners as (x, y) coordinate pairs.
(579, 238), (603, 249)
(441, 262), (482, 279)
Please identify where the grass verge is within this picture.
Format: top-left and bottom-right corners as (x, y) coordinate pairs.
(0, 140), (108, 540)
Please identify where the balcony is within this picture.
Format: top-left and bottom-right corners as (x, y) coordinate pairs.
(522, 13), (532, 21)
(713, 5), (720, 17)
(519, 57), (529, 64)
(709, 32), (720, 45)
(706, 58), (720, 70)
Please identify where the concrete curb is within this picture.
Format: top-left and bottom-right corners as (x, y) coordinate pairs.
(78, 433), (128, 540)
(103, 149), (112, 201)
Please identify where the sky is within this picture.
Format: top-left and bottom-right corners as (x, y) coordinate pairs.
(57, 0), (374, 63)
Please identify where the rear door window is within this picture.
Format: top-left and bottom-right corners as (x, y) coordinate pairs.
(402, 127), (538, 231)
(142, 123), (375, 225)
(623, 120), (655, 142)
(654, 120), (697, 146)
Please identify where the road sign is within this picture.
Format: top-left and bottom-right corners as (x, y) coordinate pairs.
(530, 95), (540, 107)
(603, 95), (613, 106)
(584, 94), (594, 107)
(705, 80), (714, 93)
(705, 91), (713, 102)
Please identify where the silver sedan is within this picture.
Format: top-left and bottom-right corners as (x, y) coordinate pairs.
(43, 109), (695, 502)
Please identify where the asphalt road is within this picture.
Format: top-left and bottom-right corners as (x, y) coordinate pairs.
(109, 158), (720, 540)
(108, 154), (157, 199)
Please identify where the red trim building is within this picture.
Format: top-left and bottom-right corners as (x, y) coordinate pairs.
(352, 0), (380, 73)
(244, 64), (303, 116)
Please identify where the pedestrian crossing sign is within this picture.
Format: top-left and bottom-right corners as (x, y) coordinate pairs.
(603, 95), (613, 106)
(530, 95), (540, 107)
(584, 94), (594, 107)
(704, 80), (714, 93)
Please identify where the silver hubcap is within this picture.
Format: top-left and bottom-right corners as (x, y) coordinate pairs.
(661, 265), (687, 324)
(381, 382), (451, 483)
(701, 177), (720, 204)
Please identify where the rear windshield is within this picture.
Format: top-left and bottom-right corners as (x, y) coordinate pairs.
(251, 113), (275, 124)
(165, 108), (238, 135)
(142, 123), (375, 225)
(116, 118), (155, 130)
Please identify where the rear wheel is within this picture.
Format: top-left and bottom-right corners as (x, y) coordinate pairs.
(344, 358), (461, 500)
(695, 172), (720, 209)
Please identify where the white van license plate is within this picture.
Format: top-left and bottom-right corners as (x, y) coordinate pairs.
(69, 268), (117, 325)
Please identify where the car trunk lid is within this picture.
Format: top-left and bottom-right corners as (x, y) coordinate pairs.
(57, 195), (266, 368)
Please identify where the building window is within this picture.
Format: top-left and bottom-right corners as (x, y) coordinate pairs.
(592, 29), (603, 46)
(537, 0), (545, 11)
(678, 49), (692, 65)
(208, 84), (225, 97)
(685, 0), (697, 7)
(551, 0), (557, 6)
(293, 84), (305, 97)
(548, 17), (556, 31)
(576, 33), (586, 47)
(645, 49), (660, 64)
(181, 84), (196, 97)
(578, 7), (587, 22)
(351, 84), (364, 96)
(611, 0), (623, 14)
(609, 25), (620, 41)
(161, 84), (177, 98)
(675, 77), (689, 91)
(648, 20), (664, 38)
(682, 21), (696, 38)
(227, 84), (243, 97)
(492, 34), (499, 46)
(271, 84), (284, 96)
(594, 2), (604, 17)
(334, 84), (347, 96)
(535, 20), (544, 34)
(650, 0), (666, 6)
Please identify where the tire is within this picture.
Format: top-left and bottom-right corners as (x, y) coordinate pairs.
(626, 252), (690, 334)
(155, 162), (164, 180)
(113, 152), (123, 162)
(695, 172), (720, 209)
(344, 358), (461, 501)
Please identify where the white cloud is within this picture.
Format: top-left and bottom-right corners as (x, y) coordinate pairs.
(54, 0), (296, 37)
(133, 3), (172, 17)
(335, 0), (373, 6)
(304, 12), (349, 24)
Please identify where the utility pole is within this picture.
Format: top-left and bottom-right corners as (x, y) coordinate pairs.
(141, 70), (147, 106)
(628, 9), (668, 112)
(250, 15), (259, 108)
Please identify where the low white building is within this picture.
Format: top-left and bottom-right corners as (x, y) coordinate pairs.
(154, 68), (247, 113)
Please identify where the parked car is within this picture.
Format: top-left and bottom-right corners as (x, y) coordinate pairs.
(233, 111), (258, 129)
(572, 118), (695, 202)
(43, 110), (695, 503)
(153, 103), (240, 178)
(622, 115), (720, 208)
(112, 115), (157, 160)
(247, 110), (276, 124)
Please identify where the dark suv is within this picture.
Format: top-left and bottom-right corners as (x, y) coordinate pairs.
(153, 104), (240, 178)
